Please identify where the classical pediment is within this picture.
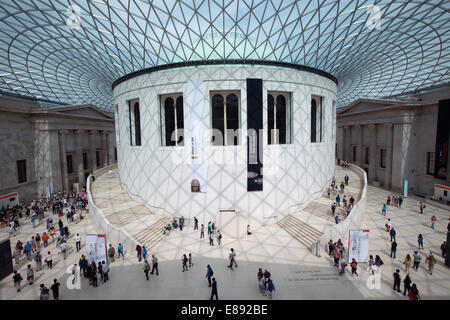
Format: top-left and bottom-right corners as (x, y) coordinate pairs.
(338, 99), (407, 115)
(49, 105), (113, 120)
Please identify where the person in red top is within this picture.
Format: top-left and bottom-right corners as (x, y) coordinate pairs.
(431, 215), (437, 229)
(408, 283), (420, 300)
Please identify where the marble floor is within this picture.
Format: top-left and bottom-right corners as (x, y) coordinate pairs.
(1, 181), (449, 300)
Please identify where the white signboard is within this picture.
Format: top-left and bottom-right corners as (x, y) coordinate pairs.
(187, 80), (207, 192)
(85, 234), (107, 265)
(403, 180), (408, 198)
(348, 229), (369, 263)
(0, 192), (19, 208)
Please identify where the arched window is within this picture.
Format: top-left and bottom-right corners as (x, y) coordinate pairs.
(176, 96), (184, 146)
(267, 92), (291, 144)
(211, 94), (225, 146)
(226, 93), (239, 145)
(164, 97), (176, 146)
(134, 102), (141, 146)
(311, 98), (317, 143)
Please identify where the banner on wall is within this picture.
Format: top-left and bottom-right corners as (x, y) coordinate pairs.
(187, 80), (207, 192)
(85, 234), (107, 265)
(348, 229), (369, 263)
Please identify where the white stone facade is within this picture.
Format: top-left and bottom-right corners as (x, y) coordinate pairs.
(336, 87), (450, 196)
(113, 64), (337, 223)
(0, 96), (117, 202)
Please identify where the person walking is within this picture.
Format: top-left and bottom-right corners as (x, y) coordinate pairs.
(390, 241), (397, 259)
(393, 269), (401, 293)
(34, 251), (42, 272)
(142, 246), (147, 260)
(45, 251), (53, 269)
(419, 202), (425, 214)
(136, 244), (142, 262)
(206, 264), (213, 287)
(42, 232), (49, 247)
(79, 255), (88, 277)
(331, 202), (336, 216)
(217, 230), (222, 245)
(50, 279), (60, 300)
(350, 258), (358, 276)
(368, 255), (375, 275)
(60, 240), (67, 259)
(117, 243), (124, 259)
(425, 251), (436, 275)
(403, 254), (412, 273)
(151, 254), (159, 275)
(385, 219), (391, 232)
(328, 240), (334, 257)
(179, 216), (184, 231)
(143, 259), (151, 280)
(263, 269), (271, 289)
(182, 254), (188, 272)
(194, 217), (198, 230)
(258, 277), (266, 296)
(413, 251), (421, 270)
(266, 279), (275, 299)
(209, 233), (214, 246)
(210, 278), (218, 300)
(227, 248), (238, 269)
(98, 261), (103, 282)
(200, 224), (205, 239)
(336, 194), (341, 207)
(39, 284), (50, 300)
(431, 215), (437, 229)
(108, 244), (115, 262)
(339, 257), (347, 276)
(207, 222), (212, 236)
(440, 241), (447, 258)
(389, 227), (396, 242)
(75, 233), (81, 252)
(382, 204), (387, 216)
(188, 253), (193, 267)
(332, 246), (341, 267)
(409, 283), (420, 300)
(102, 260), (109, 282)
(26, 265), (34, 285)
(12, 271), (23, 292)
(403, 274), (412, 296)
(417, 234), (424, 249)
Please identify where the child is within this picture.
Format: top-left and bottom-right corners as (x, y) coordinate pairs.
(266, 279), (275, 298)
(188, 253), (193, 267)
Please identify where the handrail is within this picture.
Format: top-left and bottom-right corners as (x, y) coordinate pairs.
(312, 163), (368, 257)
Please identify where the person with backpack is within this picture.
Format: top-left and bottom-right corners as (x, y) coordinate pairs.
(425, 251), (436, 275)
(182, 254), (188, 272)
(108, 244), (115, 262)
(117, 243), (124, 259)
(339, 257), (347, 276)
(390, 241), (398, 259)
(382, 204), (387, 216)
(393, 269), (401, 293)
(50, 279), (60, 300)
(143, 259), (151, 280)
(34, 251), (42, 271)
(13, 270), (23, 292)
(217, 230), (222, 245)
(350, 258), (358, 276)
(26, 265), (34, 285)
(417, 234), (424, 249)
(266, 279), (275, 299)
(205, 264), (213, 287)
(390, 227), (396, 242)
(136, 244), (142, 262)
(413, 251), (421, 270)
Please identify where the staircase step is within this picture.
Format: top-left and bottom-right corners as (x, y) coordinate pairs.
(277, 215), (323, 248)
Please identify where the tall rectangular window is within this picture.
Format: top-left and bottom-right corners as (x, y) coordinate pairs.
(365, 147), (369, 165)
(311, 95), (323, 143)
(115, 104), (120, 144)
(17, 159), (27, 183)
(66, 154), (73, 174)
(211, 91), (240, 146)
(114, 148), (117, 161)
(83, 152), (88, 170)
(128, 99), (141, 146)
(160, 94), (184, 146)
(267, 92), (292, 145)
(352, 146), (357, 162)
(96, 151), (100, 167)
(380, 149), (386, 168)
(427, 152), (435, 175)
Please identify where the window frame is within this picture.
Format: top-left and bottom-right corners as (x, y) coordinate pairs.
(426, 152), (435, 175)
(209, 90), (241, 146)
(127, 98), (141, 147)
(311, 95), (324, 143)
(66, 154), (73, 174)
(160, 93), (184, 147)
(380, 148), (387, 168)
(17, 159), (27, 184)
(267, 91), (292, 145)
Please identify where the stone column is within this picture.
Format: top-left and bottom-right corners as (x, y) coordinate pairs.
(100, 131), (108, 167)
(88, 130), (97, 171)
(74, 130), (85, 189)
(391, 122), (412, 192)
(384, 123), (393, 190)
(344, 125), (351, 161)
(356, 124), (363, 165)
(368, 124), (377, 183)
(108, 131), (115, 164)
(337, 126), (344, 160)
(58, 130), (69, 192)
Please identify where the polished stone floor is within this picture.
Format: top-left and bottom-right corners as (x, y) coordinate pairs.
(1, 181), (449, 300)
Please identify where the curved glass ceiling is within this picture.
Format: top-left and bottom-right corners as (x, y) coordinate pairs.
(0, 0), (449, 112)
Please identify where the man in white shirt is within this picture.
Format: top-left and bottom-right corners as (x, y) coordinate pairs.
(102, 260), (109, 282)
(60, 241), (67, 259)
(75, 233), (81, 252)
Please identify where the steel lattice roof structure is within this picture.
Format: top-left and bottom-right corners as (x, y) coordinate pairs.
(0, 0), (449, 112)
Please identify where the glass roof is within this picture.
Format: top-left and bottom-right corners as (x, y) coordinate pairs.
(0, 0), (449, 112)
